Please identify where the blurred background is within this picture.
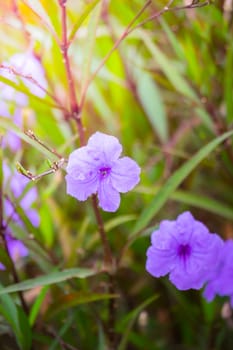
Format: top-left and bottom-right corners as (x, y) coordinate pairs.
(1, 0), (233, 349)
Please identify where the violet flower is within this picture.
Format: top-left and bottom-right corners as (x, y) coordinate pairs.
(4, 163), (39, 227)
(65, 132), (141, 212)
(0, 233), (29, 271)
(203, 239), (233, 306)
(0, 163), (39, 270)
(146, 212), (223, 290)
(0, 52), (47, 151)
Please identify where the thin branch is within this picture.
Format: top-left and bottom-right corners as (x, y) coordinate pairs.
(0, 65), (67, 112)
(25, 130), (63, 159)
(91, 195), (114, 271)
(16, 158), (66, 182)
(130, 0), (210, 32)
(58, 0), (85, 145)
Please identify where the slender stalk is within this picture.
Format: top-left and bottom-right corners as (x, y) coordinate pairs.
(25, 129), (64, 159)
(58, 0), (85, 145)
(91, 195), (114, 270)
(130, 0), (210, 32)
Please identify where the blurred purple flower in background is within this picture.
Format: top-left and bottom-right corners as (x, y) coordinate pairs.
(4, 163), (39, 227)
(0, 233), (29, 270)
(0, 52), (47, 151)
(0, 163), (39, 270)
(65, 132), (141, 212)
(146, 212), (223, 290)
(203, 239), (233, 306)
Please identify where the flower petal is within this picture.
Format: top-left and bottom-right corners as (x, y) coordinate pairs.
(110, 157), (140, 193)
(88, 132), (122, 163)
(169, 269), (204, 290)
(8, 238), (28, 261)
(66, 174), (98, 201)
(66, 147), (95, 179)
(146, 246), (176, 277)
(97, 179), (120, 212)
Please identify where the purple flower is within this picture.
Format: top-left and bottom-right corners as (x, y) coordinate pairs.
(146, 212), (223, 290)
(203, 239), (233, 306)
(0, 234), (28, 271)
(4, 163), (39, 227)
(0, 163), (39, 269)
(65, 132), (141, 212)
(0, 52), (47, 151)
(0, 52), (47, 104)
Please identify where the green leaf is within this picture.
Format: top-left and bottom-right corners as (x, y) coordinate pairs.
(139, 29), (214, 129)
(22, 0), (57, 38)
(132, 129), (233, 235)
(0, 268), (97, 295)
(39, 202), (55, 248)
(29, 286), (49, 326)
(17, 308), (32, 350)
(0, 75), (57, 109)
(45, 292), (118, 320)
(136, 186), (233, 221)
(48, 315), (74, 350)
(225, 44), (233, 123)
(117, 295), (158, 350)
(140, 29), (198, 101)
(105, 214), (137, 232)
(0, 290), (32, 350)
(69, 0), (101, 43)
(80, 1), (102, 99)
(171, 190), (233, 221)
(40, 0), (61, 36)
(135, 68), (168, 143)
(160, 18), (185, 60)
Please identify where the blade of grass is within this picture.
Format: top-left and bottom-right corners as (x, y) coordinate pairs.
(136, 186), (233, 221)
(68, 0), (101, 44)
(0, 75), (60, 109)
(0, 268), (97, 295)
(80, 1), (103, 100)
(117, 295), (159, 350)
(225, 44), (233, 124)
(29, 285), (49, 326)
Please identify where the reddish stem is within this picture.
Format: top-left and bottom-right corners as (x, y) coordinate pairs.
(59, 0), (85, 145)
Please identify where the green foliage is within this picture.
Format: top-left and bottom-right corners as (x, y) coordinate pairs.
(0, 1), (233, 349)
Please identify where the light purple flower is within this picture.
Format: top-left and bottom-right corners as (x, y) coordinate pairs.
(146, 212), (223, 290)
(4, 163), (39, 227)
(203, 239), (233, 306)
(65, 132), (141, 212)
(0, 163), (39, 269)
(0, 234), (29, 271)
(0, 52), (47, 151)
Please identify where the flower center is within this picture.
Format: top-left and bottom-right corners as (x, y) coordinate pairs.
(99, 166), (111, 179)
(177, 244), (191, 260)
